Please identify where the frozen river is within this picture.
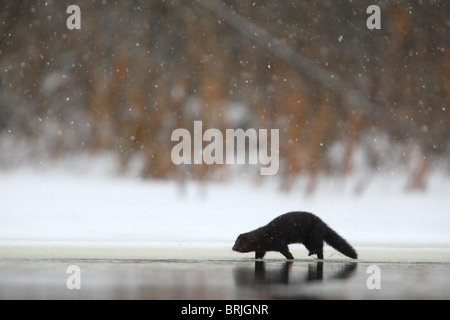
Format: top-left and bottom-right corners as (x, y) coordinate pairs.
(1, 244), (449, 300)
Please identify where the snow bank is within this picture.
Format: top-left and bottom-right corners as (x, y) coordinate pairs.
(0, 159), (449, 259)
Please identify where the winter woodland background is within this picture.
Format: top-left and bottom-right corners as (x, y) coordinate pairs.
(0, 0), (449, 191)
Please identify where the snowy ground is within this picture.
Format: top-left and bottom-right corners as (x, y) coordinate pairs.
(0, 156), (449, 260)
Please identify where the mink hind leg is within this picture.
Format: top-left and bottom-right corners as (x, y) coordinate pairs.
(304, 237), (325, 260)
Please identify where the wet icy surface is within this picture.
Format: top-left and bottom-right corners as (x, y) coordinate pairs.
(1, 245), (449, 300)
(1, 258), (449, 300)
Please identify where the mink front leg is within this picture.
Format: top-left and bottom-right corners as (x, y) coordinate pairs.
(279, 246), (294, 260)
(255, 251), (266, 259)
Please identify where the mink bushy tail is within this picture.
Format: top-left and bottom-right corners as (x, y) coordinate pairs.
(324, 227), (358, 259)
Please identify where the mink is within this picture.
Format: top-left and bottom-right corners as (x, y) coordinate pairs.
(232, 211), (358, 259)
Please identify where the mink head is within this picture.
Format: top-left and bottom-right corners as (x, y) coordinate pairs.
(232, 232), (256, 253)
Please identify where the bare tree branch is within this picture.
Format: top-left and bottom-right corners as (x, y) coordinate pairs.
(195, 0), (420, 139)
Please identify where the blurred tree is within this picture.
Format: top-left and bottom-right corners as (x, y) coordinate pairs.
(0, 0), (448, 190)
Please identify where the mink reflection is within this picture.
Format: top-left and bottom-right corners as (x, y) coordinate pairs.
(233, 261), (357, 287)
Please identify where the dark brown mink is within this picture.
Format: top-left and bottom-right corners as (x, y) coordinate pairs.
(232, 212), (358, 259)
